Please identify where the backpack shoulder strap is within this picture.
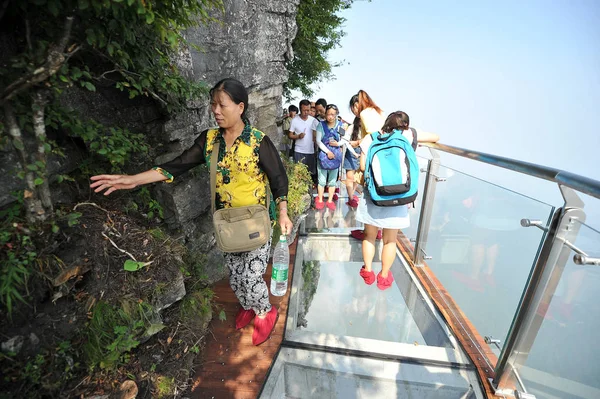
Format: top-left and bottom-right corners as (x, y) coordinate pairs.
(410, 127), (418, 151)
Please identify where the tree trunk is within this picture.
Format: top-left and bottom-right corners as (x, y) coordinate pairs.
(32, 91), (53, 215)
(3, 103), (46, 223)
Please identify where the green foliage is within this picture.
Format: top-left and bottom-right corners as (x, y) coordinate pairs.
(83, 300), (152, 371)
(0, 0), (223, 225)
(179, 287), (214, 320)
(282, 157), (312, 223)
(1, 0), (223, 112)
(136, 187), (164, 220)
(46, 106), (149, 172)
(0, 197), (33, 317)
(155, 375), (176, 398)
(284, 0), (358, 98)
(2, 340), (79, 397)
(123, 259), (150, 272)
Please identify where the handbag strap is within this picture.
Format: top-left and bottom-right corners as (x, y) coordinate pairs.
(209, 139), (271, 216)
(210, 141), (219, 216)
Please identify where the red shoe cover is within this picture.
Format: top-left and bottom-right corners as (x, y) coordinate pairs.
(360, 266), (376, 285)
(326, 201), (336, 210)
(235, 308), (255, 330)
(350, 229), (365, 240)
(252, 306), (278, 346)
(376, 271), (394, 290)
(315, 198), (325, 210)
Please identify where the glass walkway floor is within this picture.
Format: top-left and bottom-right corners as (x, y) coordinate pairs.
(259, 193), (486, 398)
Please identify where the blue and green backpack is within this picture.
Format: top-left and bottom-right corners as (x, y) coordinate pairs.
(364, 128), (419, 206)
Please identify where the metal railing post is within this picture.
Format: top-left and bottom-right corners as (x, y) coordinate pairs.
(413, 148), (441, 266)
(492, 185), (586, 394)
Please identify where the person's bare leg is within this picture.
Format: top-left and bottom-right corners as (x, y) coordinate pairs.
(362, 224), (378, 272)
(345, 170), (355, 199)
(381, 229), (399, 278)
(317, 185), (324, 203)
(327, 184), (335, 204)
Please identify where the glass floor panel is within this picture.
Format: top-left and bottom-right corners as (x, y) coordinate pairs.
(303, 184), (364, 234)
(262, 191), (485, 398)
(285, 235), (466, 360)
(259, 347), (483, 398)
(298, 261), (426, 344)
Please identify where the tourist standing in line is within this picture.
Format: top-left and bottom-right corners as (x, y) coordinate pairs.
(282, 104), (298, 159)
(309, 101), (317, 117)
(90, 78), (292, 345)
(357, 111), (439, 290)
(349, 90), (386, 240)
(289, 99), (318, 185)
(341, 119), (362, 208)
(314, 104), (344, 210)
(315, 98), (327, 121)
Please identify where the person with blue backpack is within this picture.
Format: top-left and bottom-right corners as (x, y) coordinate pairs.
(314, 104), (345, 210)
(357, 111), (439, 290)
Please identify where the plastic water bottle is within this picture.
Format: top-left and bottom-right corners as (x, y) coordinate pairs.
(270, 235), (289, 296)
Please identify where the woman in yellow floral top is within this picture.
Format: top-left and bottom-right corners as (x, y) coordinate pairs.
(91, 78), (292, 346)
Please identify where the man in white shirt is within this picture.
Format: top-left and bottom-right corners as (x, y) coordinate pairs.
(289, 99), (317, 184)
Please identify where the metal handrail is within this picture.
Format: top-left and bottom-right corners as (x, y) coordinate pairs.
(420, 142), (600, 200)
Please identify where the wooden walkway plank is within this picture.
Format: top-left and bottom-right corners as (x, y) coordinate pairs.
(190, 237), (297, 399)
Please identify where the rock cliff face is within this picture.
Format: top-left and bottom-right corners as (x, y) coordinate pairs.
(0, 0), (300, 281)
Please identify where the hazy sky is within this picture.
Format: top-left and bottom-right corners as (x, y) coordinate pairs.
(290, 0), (600, 223)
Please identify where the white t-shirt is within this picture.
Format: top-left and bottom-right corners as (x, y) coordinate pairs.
(289, 115), (317, 154)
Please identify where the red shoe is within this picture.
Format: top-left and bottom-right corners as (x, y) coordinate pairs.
(335, 187), (340, 193)
(351, 229), (382, 240)
(353, 195), (359, 203)
(350, 229), (365, 240)
(315, 198), (325, 210)
(235, 308), (256, 330)
(326, 201), (336, 210)
(359, 266), (375, 285)
(333, 193), (339, 201)
(252, 306), (278, 346)
(376, 271), (394, 290)
(346, 198), (358, 208)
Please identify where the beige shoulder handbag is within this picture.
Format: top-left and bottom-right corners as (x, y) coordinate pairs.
(210, 141), (272, 253)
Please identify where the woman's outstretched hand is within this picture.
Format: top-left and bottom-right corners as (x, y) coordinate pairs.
(90, 174), (137, 196)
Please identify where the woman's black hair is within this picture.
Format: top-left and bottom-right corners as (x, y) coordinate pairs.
(325, 104), (339, 114)
(210, 78), (249, 124)
(381, 111), (410, 133)
(349, 94), (360, 141)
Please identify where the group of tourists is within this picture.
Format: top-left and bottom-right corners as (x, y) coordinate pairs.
(281, 91), (439, 290)
(89, 78), (439, 347)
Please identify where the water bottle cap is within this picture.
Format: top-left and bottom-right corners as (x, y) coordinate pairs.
(280, 235), (287, 242)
